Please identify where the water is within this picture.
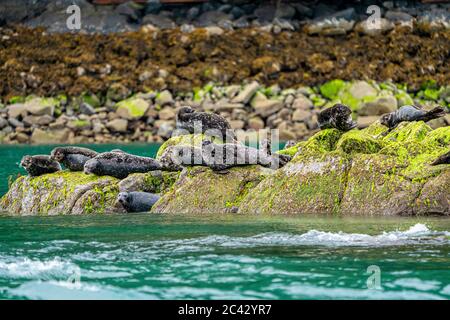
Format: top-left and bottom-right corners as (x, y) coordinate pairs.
(0, 145), (449, 299)
(0, 144), (160, 196)
(0, 214), (449, 300)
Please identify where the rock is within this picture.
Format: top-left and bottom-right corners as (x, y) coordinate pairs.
(306, 19), (355, 36)
(30, 128), (70, 144)
(158, 106), (176, 120)
(23, 115), (54, 126)
(8, 117), (24, 128)
(251, 56), (281, 75)
(152, 166), (272, 214)
(348, 81), (378, 100)
(248, 117), (265, 130)
(116, 98), (150, 120)
(156, 120), (174, 139)
(142, 14), (175, 29)
(242, 123), (449, 215)
(204, 26), (224, 36)
(229, 120), (245, 130)
(275, 4), (296, 20)
(0, 117), (7, 130)
(118, 171), (179, 194)
(231, 81), (260, 104)
(25, 98), (57, 116)
(196, 11), (231, 27)
(250, 92), (283, 117)
(292, 95), (313, 110)
(356, 18), (394, 36)
(292, 3), (313, 18)
(0, 172), (120, 215)
(107, 83), (131, 102)
(15, 132), (29, 143)
(292, 109), (310, 122)
(6, 103), (28, 118)
(385, 10), (414, 23)
(67, 119), (92, 131)
(358, 95), (398, 116)
(357, 116), (380, 129)
(155, 90), (174, 106)
(106, 119), (128, 133)
(80, 102), (96, 115)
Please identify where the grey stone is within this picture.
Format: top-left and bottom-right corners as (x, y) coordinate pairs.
(106, 119), (128, 133)
(80, 102), (96, 115)
(142, 14), (175, 29)
(232, 81), (260, 104)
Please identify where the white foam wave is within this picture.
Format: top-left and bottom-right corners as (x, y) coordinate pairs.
(152, 223), (450, 248)
(0, 257), (77, 279)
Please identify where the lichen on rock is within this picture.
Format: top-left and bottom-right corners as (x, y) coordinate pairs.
(152, 165), (272, 214)
(0, 171), (121, 215)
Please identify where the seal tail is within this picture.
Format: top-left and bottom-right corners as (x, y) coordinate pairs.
(420, 106), (446, 122)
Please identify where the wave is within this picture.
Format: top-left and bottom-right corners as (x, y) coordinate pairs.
(150, 223), (450, 249)
(0, 257), (78, 279)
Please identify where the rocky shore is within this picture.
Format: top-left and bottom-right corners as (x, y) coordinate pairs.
(1, 80), (449, 144)
(1, 121), (448, 216)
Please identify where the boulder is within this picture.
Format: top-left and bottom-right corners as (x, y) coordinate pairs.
(30, 128), (70, 144)
(152, 166), (272, 214)
(116, 97), (150, 120)
(106, 119), (128, 133)
(0, 172), (121, 215)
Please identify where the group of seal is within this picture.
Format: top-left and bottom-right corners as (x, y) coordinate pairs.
(18, 102), (448, 213)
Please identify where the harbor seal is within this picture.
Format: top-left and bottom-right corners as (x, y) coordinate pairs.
(431, 150), (450, 166)
(20, 155), (61, 177)
(159, 144), (205, 171)
(201, 140), (291, 171)
(51, 146), (98, 171)
(117, 192), (160, 213)
(318, 104), (357, 132)
(176, 106), (237, 142)
(380, 105), (446, 130)
(84, 152), (163, 179)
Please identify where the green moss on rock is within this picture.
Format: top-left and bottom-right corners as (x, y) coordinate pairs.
(0, 171), (120, 216)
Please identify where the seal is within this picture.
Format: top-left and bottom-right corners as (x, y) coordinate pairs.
(117, 191), (160, 213)
(159, 144), (206, 171)
(201, 140), (291, 171)
(283, 140), (297, 149)
(84, 151), (163, 179)
(380, 105), (446, 130)
(51, 146), (98, 171)
(176, 106), (236, 142)
(431, 150), (450, 166)
(317, 103), (357, 131)
(20, 155), (61, 177)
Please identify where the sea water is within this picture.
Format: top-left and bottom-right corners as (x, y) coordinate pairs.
(0, 145), (449, 300)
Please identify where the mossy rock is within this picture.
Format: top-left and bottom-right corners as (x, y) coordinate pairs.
(336, 130), (382, 155)
(118, 171), (180, 194)
(152, 166), (272, 214)
(239, 155), (350, 215)
(0, 172), (121, 215)
(116, 97), (150, 120)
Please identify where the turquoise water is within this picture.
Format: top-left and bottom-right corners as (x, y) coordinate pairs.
(0, 145), (450, 299)
(0, 144), (160, 196)
(0, 214), (450, 300)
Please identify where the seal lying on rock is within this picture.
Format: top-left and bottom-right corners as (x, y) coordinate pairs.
(201, 140), (291, 171)
(318, 104), (357, 132)
(380, 105), (446, 130)
(84, 152), (162, 179)
(159, 144), (206, 171)
(176, 106), (237, 142)
(431, 150), (450, 166)
(20, 155), (61, 177)
(51, 147), (98, 171)
(117, 192), (160, 213)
